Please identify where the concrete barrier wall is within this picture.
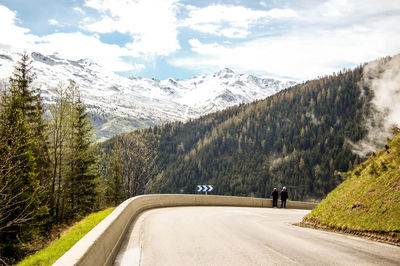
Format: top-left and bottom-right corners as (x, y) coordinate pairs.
(54, 194), (318, 266)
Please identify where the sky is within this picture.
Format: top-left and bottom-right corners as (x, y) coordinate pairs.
(1, 0), (400, 81)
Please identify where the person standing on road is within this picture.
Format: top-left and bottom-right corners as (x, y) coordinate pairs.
(271, 188), (279, 208)
(280, 187), (288, 208)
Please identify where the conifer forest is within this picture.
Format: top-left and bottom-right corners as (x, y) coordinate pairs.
(0, 55), (154, 264)
(0, 54), (393, 264)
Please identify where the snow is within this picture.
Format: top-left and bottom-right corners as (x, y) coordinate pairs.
(0, 50), (295, 140)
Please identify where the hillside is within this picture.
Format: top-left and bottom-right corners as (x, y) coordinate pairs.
(302, 131), (400, 245)
(17, 208), (115, 266)
(0, 50), (294, 140)
(101, 64), (373, 201)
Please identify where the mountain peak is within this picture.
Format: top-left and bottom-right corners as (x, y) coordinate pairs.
(222, 67), (234, 73)
(0, 50), (294, 140)
(214, 68), (235, 78)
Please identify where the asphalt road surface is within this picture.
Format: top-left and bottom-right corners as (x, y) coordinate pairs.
(114, 207), (400, 266)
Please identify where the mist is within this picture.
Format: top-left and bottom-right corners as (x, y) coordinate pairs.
(350, 54), (400, 157)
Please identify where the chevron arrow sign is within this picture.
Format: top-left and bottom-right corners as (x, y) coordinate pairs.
(196, 185), (214, 192)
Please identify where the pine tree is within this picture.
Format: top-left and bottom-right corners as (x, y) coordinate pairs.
(48, 80), (100, 221)
(105, 139), (125, 205)
(66, 92), (98, 217)
(8, 53), (51, 211)
(0, 53), (48, 263)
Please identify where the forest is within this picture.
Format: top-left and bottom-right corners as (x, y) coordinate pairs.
(0, 53), (389, 264)
(0, 54), (154, 264)
(101, 62), (375, 202)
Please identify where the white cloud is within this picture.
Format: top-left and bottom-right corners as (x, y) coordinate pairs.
(35, 32), (138, 72)
(296, 0), (400, 28)
(173, 21), (400, 80)
(181, 4), (296, 38)
(0, 5), (141, 73)
(182, 5), (264, 38)
(0, 5), (39, 51)
(48, 19), (59, 25)
(83, 0), (180, 56)
(73, 7), (86, 15)
(82, 17), (92, 23)
(2, 0), (400, 81)
(84, 15), (117, 33)
(265, 8), (296, 18)
(318, 0), (400, 18)
(350, 54), (400, 157)
(171, 0), (400, 80)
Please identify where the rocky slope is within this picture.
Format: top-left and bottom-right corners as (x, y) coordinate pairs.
(0, 50), (295, 140)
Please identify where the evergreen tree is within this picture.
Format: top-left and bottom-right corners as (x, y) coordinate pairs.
(105, 139), (124, 205)
(0, 53), (48, 263)
(8, 53), (51, 210)
(0, 54), (102, 263)
(48, 80), (101, 221)
(66, 92), (98, 217)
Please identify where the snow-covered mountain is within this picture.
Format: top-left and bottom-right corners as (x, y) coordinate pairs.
(0, 50), (296, 140)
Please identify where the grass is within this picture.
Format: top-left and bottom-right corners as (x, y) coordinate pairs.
(302, 132), (400, 242)
(17, 207), (115, 266)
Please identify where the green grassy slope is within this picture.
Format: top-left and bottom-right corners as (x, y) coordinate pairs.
(17, 207), (115, 266)
(302, 132), (400, 243)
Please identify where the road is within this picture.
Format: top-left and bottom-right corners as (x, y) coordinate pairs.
(114, 207), (400, 266)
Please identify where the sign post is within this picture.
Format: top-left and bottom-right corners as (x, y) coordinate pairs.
(196, 185), (214, 195)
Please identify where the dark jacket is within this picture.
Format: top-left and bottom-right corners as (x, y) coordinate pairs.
(271, 190), (279, 200)
(280, 190), (288, 201)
